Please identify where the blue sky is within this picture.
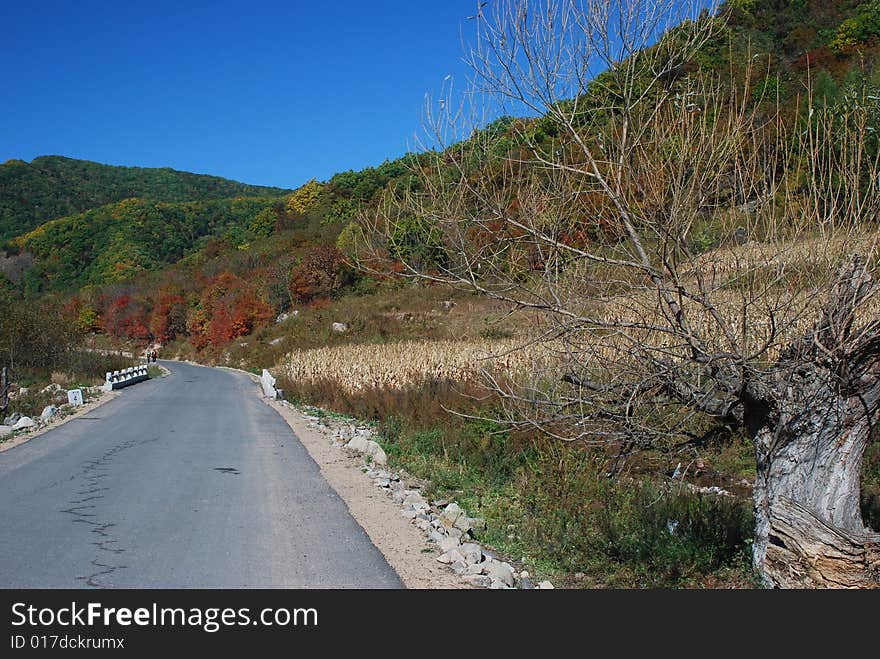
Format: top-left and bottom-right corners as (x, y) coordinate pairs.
(0, 1), (483, 189)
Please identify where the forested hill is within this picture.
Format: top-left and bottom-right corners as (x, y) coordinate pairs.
(0, 155), (291, 241)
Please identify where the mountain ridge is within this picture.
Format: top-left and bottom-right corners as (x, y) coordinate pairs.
(0, 155), (292, 242)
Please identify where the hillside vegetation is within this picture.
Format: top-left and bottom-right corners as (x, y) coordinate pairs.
(14, 196), (285, 289)
(0, 155), (290, 241)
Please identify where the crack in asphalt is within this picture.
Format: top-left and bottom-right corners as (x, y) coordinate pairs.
(60, 436), (156, 588)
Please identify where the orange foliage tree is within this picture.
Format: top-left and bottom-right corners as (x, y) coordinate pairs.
(187, 272), (273, 348)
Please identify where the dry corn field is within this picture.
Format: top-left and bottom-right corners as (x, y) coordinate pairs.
(594, 231), (880, 361)
(277, 338), (538, 393)
(278, 233), (880, 391)
(687, 229), (880, 279)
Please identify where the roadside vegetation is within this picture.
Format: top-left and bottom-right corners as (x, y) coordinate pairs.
(0, 277), (134, 421)
(278, 373), (757, 587)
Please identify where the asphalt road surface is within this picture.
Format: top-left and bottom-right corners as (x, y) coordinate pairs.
(0, 361), (403, 588)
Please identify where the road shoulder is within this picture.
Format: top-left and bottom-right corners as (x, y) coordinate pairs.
(0, 389), (122, 454)
(263, 397), (468, 589)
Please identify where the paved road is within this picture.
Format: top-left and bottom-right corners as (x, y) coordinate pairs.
(0, 362), (402, 588)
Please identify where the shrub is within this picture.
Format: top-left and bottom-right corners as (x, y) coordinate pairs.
(830, 1), (880, 54)
(288, 246), (352, 304)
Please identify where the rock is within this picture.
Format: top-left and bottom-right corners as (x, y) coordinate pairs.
(415, 520), (431, 531)
(375, 478), (391, 488)
(11, 416), (35, 431)
(436, 549), (464, 565)
(400, 510), (417, 520)
(367, 442), (387, 466)
(490, 580), (512, 589)
(481, 548), (499, 562)
(41, 383), (61, 394)
(356, 428), (373, 439)
(432, 499), (448, 508)
(331, 322), (347, 333)
(520, 570), (530, 579)
(438, 536), (462, 553)
(40, 405), (57, 423)
(466, 563), (484, 575)
(451, 561), (469, 575)
(0, 425), (12, 438)
(269, 337), (284, 345)
(469, 517), (487, 533)
(403, 492), (426, 508)
(453, 515), (474, 533)
(446, 527), (464, 541)
(485, 561), (516, 587)
(520, 577), (535, 589)
(392, 490), (406, 504)
(347, 435), (370, 453)
(537, 581), (555, 589)
(346, 433), (387, 465)
(428, 530), (446, 544)
(460, 543), (483, 565)
(464, 575), (492, 588)
(4, 412), (21, 426)
(276, 312), (291, 323)
(441, 301), (457, 310)
(439, 502), (464, 528)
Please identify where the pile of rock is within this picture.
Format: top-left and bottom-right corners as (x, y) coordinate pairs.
(1, 411), (40, 437)
(338, 427), (388, 466)
(0, 385), (95, 440)
(292, 403), (555, 590)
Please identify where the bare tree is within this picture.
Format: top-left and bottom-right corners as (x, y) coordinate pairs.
(352, 0), (880, 587)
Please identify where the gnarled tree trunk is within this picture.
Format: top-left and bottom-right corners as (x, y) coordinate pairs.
(753, 383), (879, 587)
(750, 257), (880, 588)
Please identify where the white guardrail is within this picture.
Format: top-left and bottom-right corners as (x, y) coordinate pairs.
(102, 365), (150, 392)
(261, 369), (283, 400)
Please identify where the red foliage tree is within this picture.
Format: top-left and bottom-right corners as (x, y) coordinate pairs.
(187, 272), (273, 348)
(102, 295), (151, 341)
(150, 291), (189, 343)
